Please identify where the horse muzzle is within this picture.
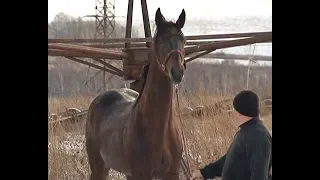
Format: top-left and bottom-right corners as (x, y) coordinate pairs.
(163, 50), (186, 84)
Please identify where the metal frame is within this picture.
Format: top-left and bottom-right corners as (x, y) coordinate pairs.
(48, 0), (272, 83)
(48, 1), (272, 177)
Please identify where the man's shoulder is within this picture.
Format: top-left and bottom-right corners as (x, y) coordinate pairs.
(243, 128), (272, 148)
(243, 121), (271, 137)
(242, 123), (271, 143)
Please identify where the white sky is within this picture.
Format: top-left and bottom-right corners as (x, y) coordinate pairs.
(48, 0), (272, 22)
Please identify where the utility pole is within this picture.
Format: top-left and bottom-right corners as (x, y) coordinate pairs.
(84, 0), (115, 91)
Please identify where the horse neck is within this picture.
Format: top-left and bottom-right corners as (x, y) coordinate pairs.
(135, 54), (173, 143)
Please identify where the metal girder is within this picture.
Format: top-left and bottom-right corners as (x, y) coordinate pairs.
(48, 43), (128, 60)
(185, 34), (272, 54)
(64, 56), (122, 77)
(48, 31), (272, 43)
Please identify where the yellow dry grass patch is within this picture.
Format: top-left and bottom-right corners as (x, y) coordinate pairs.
(48, 92), (272, 180)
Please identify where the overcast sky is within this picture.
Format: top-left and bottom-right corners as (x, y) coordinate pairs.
(48, 0), (272, 22)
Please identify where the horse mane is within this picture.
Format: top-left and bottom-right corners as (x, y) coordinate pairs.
(133, 62), (150, 107)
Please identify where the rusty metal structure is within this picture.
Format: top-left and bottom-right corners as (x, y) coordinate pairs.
(48, 2), (272, 177)
(48, 0), (272, 92)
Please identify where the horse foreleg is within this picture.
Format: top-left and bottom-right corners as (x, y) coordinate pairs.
(88, 165), (110, 180)
(102, 168), (110, 180)
(129, 176), (152, 180)
(129, 172), (152, 180)
(162, 172), (180, 180)
(86, 140), (110, 180)
(88, 156), (110, 180)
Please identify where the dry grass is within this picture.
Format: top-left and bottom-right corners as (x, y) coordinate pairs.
(48, 92), (272, 180)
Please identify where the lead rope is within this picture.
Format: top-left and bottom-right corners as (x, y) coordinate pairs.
(175, 86), (192, 179)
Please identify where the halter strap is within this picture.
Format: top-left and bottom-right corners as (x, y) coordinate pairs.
(155, 49), (185, 76)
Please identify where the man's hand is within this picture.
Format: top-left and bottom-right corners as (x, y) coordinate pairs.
(190, 170), (204, 180)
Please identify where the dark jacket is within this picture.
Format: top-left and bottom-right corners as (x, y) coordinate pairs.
(200, 117), (272, 180)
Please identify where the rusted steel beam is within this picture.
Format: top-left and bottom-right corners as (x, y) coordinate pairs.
(48, 31), (272, 43)
(140, 0), (152, 48)
(185, 49), (216, 63)
(48, 38), (152, 44)
(186, 40), (229, 45)
(86, 43), (144, 49)
(64, 56), (122, 77)
(203, 53), (272, 61)
(91, 57), (123, 75)
(186, 51), (272, 62)
(185, 34), (272, 54)
(125, 0), (134, 48)
(48, 43), (127, 60)
(49, 48), (272, 62)
(48, 49), (115, 59)
(74, 40), (227, 49)
(186, 31), (271, 40)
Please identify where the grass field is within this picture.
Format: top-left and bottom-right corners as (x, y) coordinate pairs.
(48, 91), (272, 180)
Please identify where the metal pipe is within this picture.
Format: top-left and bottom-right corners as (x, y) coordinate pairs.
(185, 34), (272, 54)
(48, 43), (127, 59)
(140, 0), (152, 48)
(125, 0), (134, 48)
(48, 31), (272, 43)
(64, 56), (122, 77)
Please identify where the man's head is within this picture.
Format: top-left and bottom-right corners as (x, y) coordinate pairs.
(232, 90), (260, 125)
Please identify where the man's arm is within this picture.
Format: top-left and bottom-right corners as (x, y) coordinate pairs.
(200, 154), (226, 179)
(246, 134), (272, 180)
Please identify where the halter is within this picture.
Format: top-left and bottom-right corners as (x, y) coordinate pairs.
(156, 49), (186, 76)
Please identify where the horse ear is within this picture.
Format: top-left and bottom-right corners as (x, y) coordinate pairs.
(176, 9), (186, 29)
(155, 8), (165, 28)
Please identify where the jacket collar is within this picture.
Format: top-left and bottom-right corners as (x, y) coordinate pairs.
(239, 117), (260, 129)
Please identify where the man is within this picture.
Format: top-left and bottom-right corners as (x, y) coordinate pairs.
(190, 90), (272, 180)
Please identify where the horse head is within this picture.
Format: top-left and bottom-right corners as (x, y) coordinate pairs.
(153, 7), (186, 84)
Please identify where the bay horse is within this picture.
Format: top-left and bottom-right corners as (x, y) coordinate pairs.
(85, 7), (187, 180)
